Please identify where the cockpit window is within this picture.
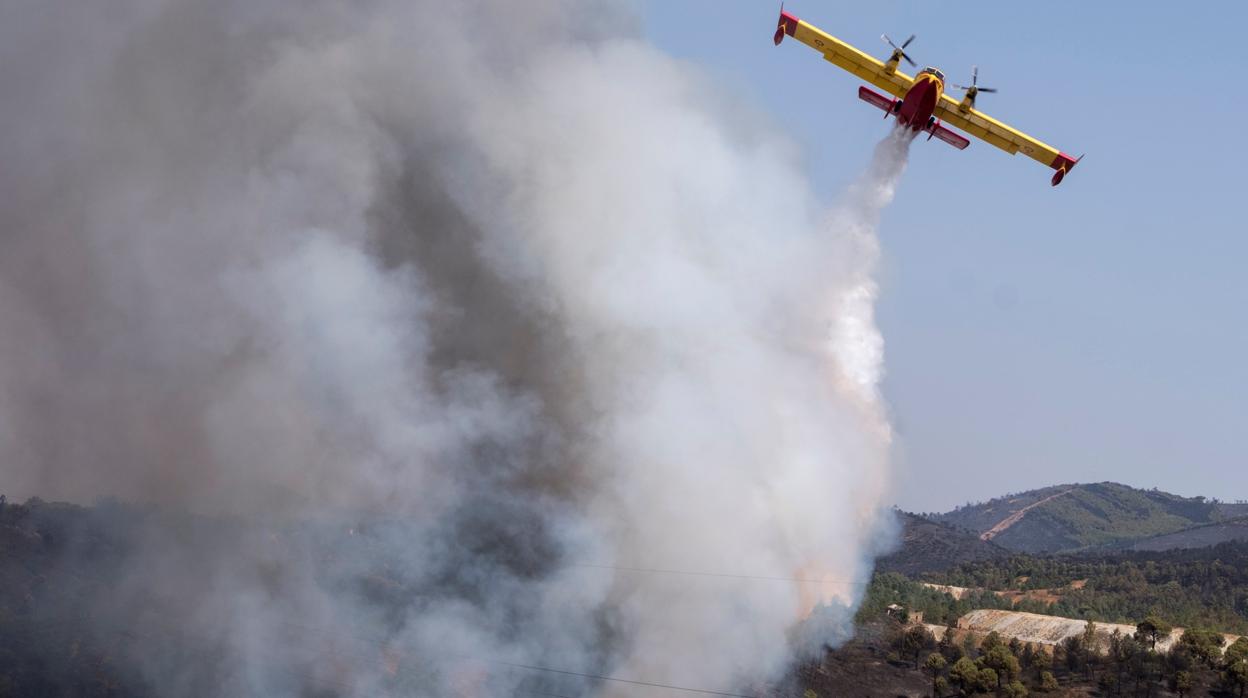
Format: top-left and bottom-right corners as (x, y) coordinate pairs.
(922, 67), (945, 80)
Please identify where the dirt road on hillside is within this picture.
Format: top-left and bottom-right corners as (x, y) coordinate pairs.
(980, 489), (1074, 541)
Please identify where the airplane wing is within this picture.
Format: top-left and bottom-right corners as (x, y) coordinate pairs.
(775, 10), (912, 100)
(933, 96), (1081, 185)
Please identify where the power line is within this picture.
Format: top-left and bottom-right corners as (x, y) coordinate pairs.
(64, 610), (783, 698)
(34, 556), (816, 697)
(576, 563), (872, 586)
(497, 660), (761, 698)
(272, 619), (784, 698)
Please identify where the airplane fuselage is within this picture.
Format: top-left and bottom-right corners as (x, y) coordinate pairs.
(894, 71), (944, 131)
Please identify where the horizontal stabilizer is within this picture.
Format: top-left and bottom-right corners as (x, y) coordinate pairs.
(857, 86), (895, 114)
(927, 121), (970, 150)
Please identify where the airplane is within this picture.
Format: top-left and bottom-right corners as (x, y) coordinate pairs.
(773, 8), (1081, 186)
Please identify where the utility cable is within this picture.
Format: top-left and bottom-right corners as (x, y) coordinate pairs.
(576, 563), (872, 586)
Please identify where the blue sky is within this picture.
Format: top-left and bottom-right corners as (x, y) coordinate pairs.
(639, 1), (1248, 511)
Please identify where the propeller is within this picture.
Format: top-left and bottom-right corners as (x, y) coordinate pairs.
(953, 66), (998, 101)
(880, 33), (917, 67)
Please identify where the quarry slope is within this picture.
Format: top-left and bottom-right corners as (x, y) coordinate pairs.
(926, 609), (1243, 655)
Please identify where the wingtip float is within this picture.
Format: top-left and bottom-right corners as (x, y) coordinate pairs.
(775, 8), (1081, 187)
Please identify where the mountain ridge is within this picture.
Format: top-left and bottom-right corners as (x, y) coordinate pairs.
(928, 481), (1248, 554)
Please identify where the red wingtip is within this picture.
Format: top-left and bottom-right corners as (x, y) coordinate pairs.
(1049, 152), (1081, 186)
(775, 7), (799, 45)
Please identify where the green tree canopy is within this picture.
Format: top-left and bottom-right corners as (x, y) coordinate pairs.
(1170, 670), (1192, 698)
(1226, 638), (1248, 698)
(1178, 627), (1226, 667)
(1227, 637), (1248, 668)
(977, 667), (998, 693)
(900, 625), (932, 668)
(924, 652), (946, 697)
(981, 630), (1006, 652)
(950, 656), (979, 693)
(1081, 620), (1098, 654)
(1031, 648), (1052, 671)
(1134, 614), (1173, 650)
(981, 644), (1020, 686)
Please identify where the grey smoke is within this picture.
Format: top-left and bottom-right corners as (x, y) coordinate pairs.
(0, 0), (909, 695)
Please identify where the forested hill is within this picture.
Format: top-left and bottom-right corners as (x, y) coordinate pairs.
(875, 512), (1010, 576)
(931, 482), (1248, 554)
(920, 541), (1248, 635)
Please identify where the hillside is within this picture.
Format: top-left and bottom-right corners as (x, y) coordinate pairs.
(875, 511), (1010, 576)
(1130, 517), (1248, 551)
(931, 482), (1240, 553)
(0, 498), (144, 694)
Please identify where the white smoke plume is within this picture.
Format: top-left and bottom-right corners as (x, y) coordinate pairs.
(0, 0), (911, 695)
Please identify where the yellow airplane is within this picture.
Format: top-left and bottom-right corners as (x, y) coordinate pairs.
(774, 9), (1082, 186)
